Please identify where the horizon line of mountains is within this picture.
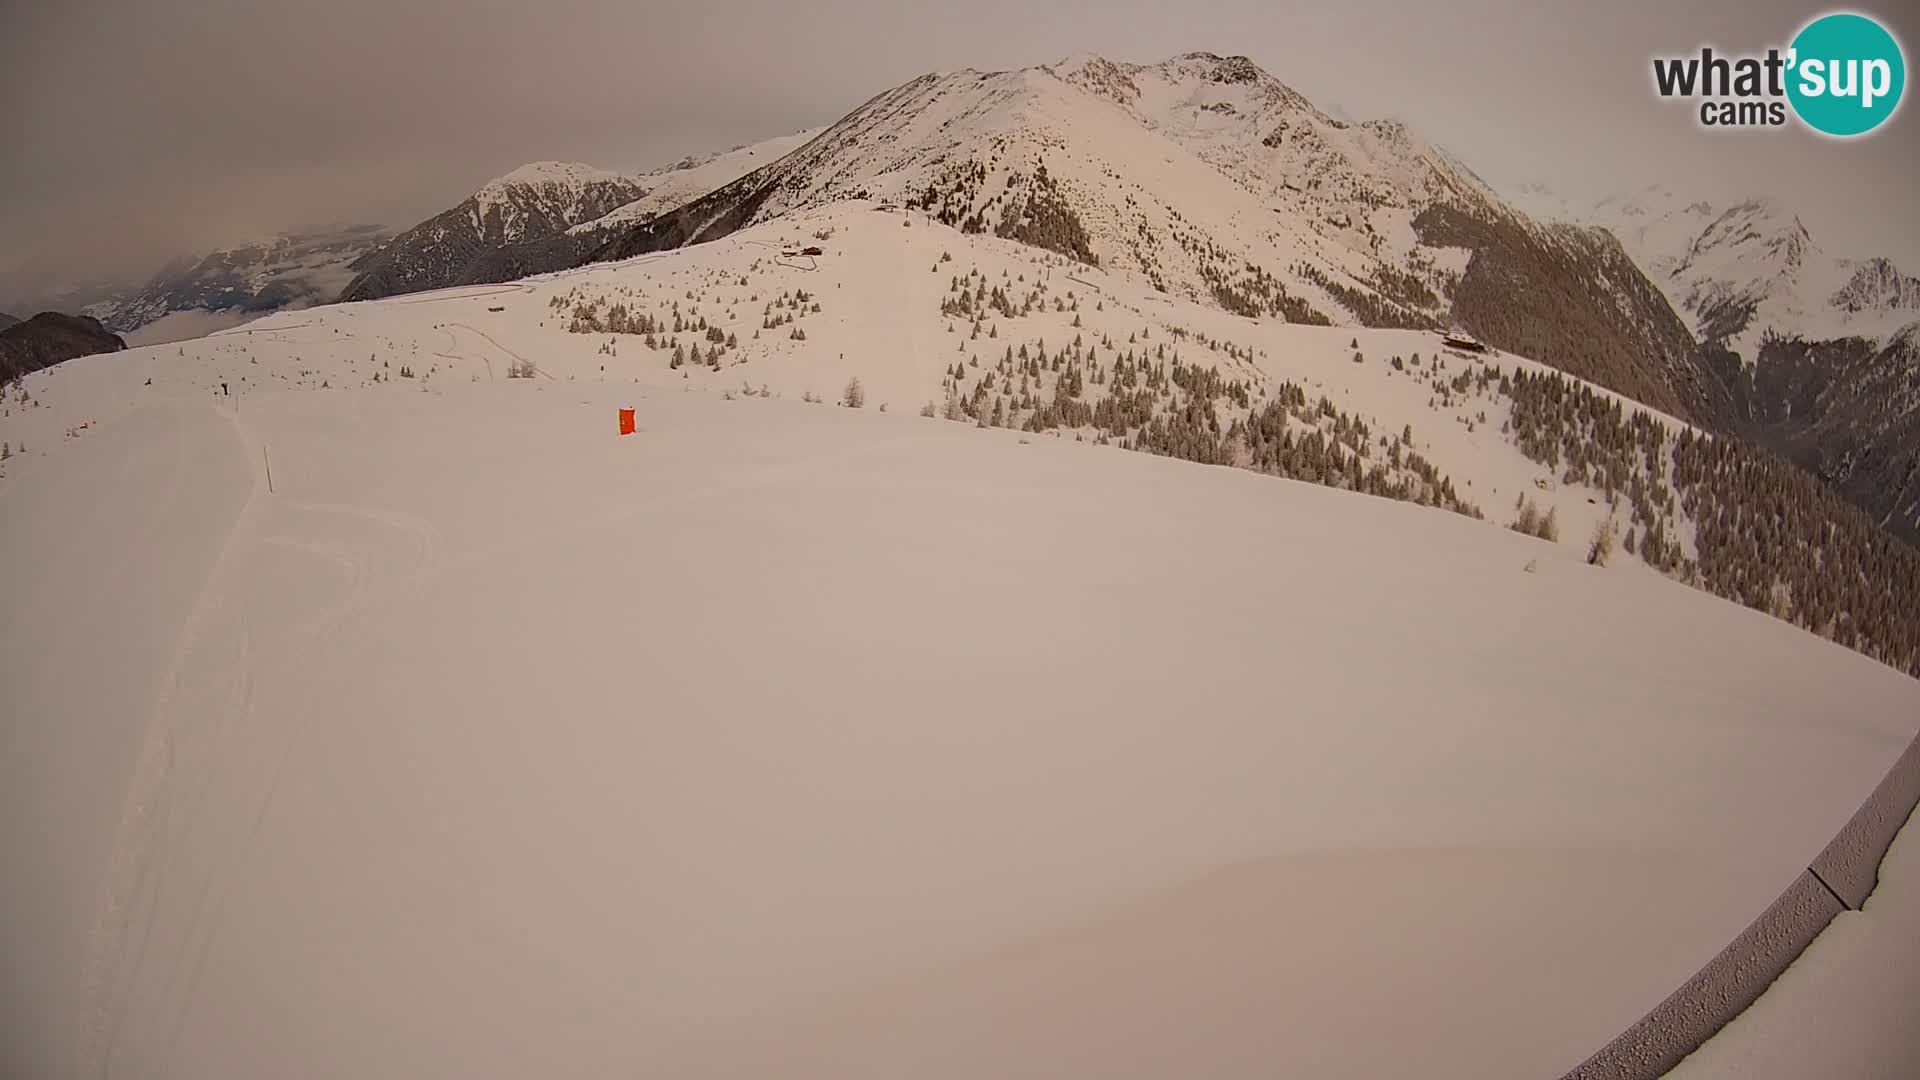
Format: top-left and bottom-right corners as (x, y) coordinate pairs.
(6, 50), (1917, 544)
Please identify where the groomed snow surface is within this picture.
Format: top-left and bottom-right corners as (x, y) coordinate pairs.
(3, 207), (1918, 1079)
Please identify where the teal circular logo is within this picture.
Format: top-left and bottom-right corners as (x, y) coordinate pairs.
(1787, 12), (1906, 136)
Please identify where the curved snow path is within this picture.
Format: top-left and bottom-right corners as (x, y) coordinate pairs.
(440, 322), (549, 380)
(0, 402), (254, 1079)
(5, 385), (1918, 1079)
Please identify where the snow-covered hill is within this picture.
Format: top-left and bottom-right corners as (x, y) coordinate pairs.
(337, 163), (646, 303)
(3, 203), (1918, 1080)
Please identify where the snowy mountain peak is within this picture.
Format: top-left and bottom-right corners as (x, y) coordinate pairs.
(1047, 50), (1108, 77)
(597, 50), (1506, 307)
(1830, 257), (1920, 316)
(340, 164), (644, 303)
(483, 160), (624, 191)
(1555, 183), (1920, 356)
(475, 161), (635, 220)
(1047, 52), (1144, 103)
(579, 51), (1703, 422)
(1161, 51), (1269, 84)
(1050, 50), (1320, 121)
(1679, 199), (1815, 285)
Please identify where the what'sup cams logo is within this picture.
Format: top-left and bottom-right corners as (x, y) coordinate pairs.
(1652, 11), (1906, 136)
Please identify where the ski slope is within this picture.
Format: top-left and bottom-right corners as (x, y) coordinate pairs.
(3, 207), (1918, 1080)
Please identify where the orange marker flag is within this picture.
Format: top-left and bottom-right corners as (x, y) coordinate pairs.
(618, 408), (636, 436)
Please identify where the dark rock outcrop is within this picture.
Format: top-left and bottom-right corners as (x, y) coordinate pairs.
(0, 312), (127, 384)
(339, 165), (644, 302)
(1723, 328), (1920, 547)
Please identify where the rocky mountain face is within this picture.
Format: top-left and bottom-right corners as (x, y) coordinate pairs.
(1832, 258), (1920, 316)
(0, 312), (126, 384)
(1578, 187), (1920, 358)
(0, 313), (19, 331)
(84, 224), (392, 334)
(1409, 207), (1713, 421)
(1508, 181), (1920, 545)
(1715, 329), (1920, 546)
(583, 52), (1710, 424)
(368, 131), (828, 298)
(337, 163), (645, 302)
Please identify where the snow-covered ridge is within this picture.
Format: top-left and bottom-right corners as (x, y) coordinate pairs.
(3, 201), (1917, 1080)
(477, 160), (628, 202)
(1832, 258), (1920, 315)
(471, 161), (643, 233)
(340, 163), (645, 302)
(598, 51), (1509, 323)
(568, 128), (828, 238)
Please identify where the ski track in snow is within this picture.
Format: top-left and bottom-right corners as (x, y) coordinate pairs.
(76, 403), (930, 1075)
(80, 401), (267, 1079)
(79, 400), (455, 1079)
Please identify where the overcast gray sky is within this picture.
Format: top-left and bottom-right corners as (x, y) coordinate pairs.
(2, 0), (1915, 295)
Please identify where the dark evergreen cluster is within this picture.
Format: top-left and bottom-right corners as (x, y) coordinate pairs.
(930, 272), (1479, 522)
(908, 159), (1097, 267)
(1673, 430), (1920, 673)
(565, 300), (662, 336)
(1292, 261), (1441, 330)
(1410, 204), (1707, 423)
(1501, 366), (1920, 677)
(911, 160), (992, 233)
(1231, 390), (1479, 514)
(550, 273), (817, 374)
(1366, 264), (1442, 312)
(1727, 331), (1920, 550)
(995, 163), (1098, 267)
(1165, 217), (1328, 325)
(1202, 260), (1331, 325)
(1503, 369), (1677, 532)
(941, 274), (1044, 320)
